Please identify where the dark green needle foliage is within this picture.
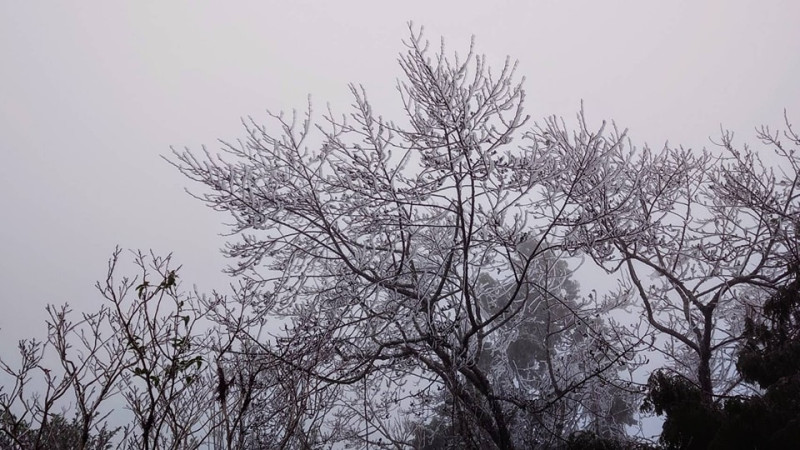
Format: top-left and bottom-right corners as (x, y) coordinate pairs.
(643, 264), (800, 449)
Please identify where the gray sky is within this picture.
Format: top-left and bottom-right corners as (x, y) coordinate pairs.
(2, 0), (799, 345)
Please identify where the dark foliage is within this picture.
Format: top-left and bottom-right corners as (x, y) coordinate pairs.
(643, 267), (800, 449)
(565, 430), (656, 450)
(0, 412), (117, 450)
(738, 271), (800, 388)
(641, 371), (722, 449)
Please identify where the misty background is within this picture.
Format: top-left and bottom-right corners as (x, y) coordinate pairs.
(2, 0), (799, 352)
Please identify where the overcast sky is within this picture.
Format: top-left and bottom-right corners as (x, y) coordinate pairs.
(2, 1), (799, 345)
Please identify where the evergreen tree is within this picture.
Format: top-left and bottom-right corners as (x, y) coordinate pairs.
(643, 265), (800, 449)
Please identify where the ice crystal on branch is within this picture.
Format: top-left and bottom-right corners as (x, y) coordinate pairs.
(170, 27), (641, 448)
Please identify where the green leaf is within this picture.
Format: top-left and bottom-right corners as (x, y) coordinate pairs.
(127, 337), (141, 351)
(135, 280), (149, 299)
(166, 270), (177, 288)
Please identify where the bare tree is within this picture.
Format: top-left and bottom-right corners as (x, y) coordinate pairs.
(1, 247), (334, 450)
(204, 284), (338, 449)
(545, 110), (800, 404)
(0, 248), (217, 450)
(0, 301), (128, 449)
(97, 249), (219, 450)
(1, 335), (75, 449)
(171, 27), (641, 449)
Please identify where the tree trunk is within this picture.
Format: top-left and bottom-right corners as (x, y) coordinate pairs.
(698, 311), (715, 404)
